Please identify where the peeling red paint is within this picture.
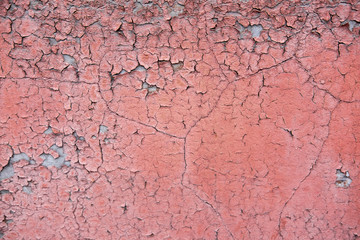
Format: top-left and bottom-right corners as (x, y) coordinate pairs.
(0, 0), (359, 239)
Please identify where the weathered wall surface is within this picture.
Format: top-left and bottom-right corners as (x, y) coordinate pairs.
(0, 0), (359, 239)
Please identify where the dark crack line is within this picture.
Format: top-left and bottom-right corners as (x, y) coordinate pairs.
(196, 192), (235, 239)
(249, 57), (293, 77)
(180, 181), (236, 239)
(101, 104), (185, 140)
(179, 51), (294, 239)
(277, 102), (339, 239)
(181, 137), (187, 185)
(179, 81), (236, 238)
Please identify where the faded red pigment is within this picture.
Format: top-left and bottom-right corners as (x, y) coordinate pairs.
(0, 0), (359, 239)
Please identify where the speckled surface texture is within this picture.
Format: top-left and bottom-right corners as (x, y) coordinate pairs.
(0, 0), (359, 239)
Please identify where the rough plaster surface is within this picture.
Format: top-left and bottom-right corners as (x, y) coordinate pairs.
(0, 0), (359, 239)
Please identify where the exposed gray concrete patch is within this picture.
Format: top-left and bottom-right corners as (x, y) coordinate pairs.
(10, 153), (30, 163)
(40, 154), (58, 168)
(169, 3), (184, 17)
(250, 25), (263, 38)
(142, 81), (158, 94)
(133, 1), (145, 13)
(335, 169), (352, 188)
(0, 190), (10, 195)
(22, 186), (32, 194)
(236, 23), (263, 38)
(49, 38), (57, 46)
(40, 144), (70, 168)
(0, 152), (33, 181)
(148, 86), (157, 93)
(51, 145), (65, 157)
(63, 54), (77, 67)
(142, 82), (149, 89)
(100, 125), (108, 133)
(0, 164), (14, 181)
(342, 20), (360, 32)
(5, 219), (13, 224)
(73, 131), (85, 141)
(43, 127), (53, 135)
(171, 61), (183, 72)
(134, 65), (146, 72)
(348, 20), (356, 31)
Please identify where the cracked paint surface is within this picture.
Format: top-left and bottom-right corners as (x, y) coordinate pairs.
(0, 0), (359, 239)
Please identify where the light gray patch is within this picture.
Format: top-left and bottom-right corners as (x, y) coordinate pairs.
(41, 145), (69, 168)
(0, 190), (10, 195)
(10, 153), (30, 163)
(50, 145), (65, 156)
(348, 20), (356, 31)
(0, 165), (14, 181)
(134, 65), (146, 72)
(172, 61), (183, 72)
(30, 160), (36, 164)
(49, 38), (57, 46)
(44, 127), (53, 135)
(63, 54), (77, 67)
(148, 86), (157, 93)
(141, 81), (158, 94)
(250, 25), (263, 38)
(335, 169), (352, 188)
(120, 69), (127, 74)
(169, 3), (184, 17)
(133, 2), (143, 13)
(5, 219), (13, 224)
(40, 154), (59, 168)
(73, 131), (85, 141)
(347, 20), (360, 32)
(142, 82), (149, 89)
(22, 186), (32, 194)
(0, 152), (31, 181)
(100, 125), (108, 133)
(91, 135), (97, 139)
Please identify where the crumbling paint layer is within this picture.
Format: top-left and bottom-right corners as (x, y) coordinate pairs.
(0, 0), (359, 239)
